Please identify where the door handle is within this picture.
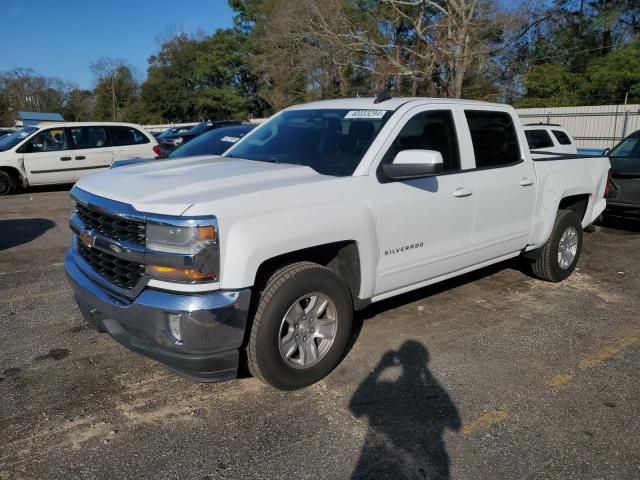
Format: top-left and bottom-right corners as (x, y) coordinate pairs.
(452, 187), (473, 198)
(75, 156), (86, 160)
(519, 178), (534, 186)
(60, 156), (72, 161)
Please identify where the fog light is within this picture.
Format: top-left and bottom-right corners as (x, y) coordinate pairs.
(166, 313), (183, 343)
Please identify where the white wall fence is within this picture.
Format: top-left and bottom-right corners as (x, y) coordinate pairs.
(142, 122), (198, 133)
(516, 104), (640, 149)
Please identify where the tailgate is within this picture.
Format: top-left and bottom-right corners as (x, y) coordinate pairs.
(608, 157), (640, 206)
(608, 175), (640, 206)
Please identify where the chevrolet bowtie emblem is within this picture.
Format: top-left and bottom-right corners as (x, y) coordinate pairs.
(79, 231), (96, 248)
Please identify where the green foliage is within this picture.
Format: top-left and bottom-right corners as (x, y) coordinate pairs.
(139, 29), (265, 122)
(587, 42), (640, 104)
(93, 65), (139, 121)
(518, 0), (640, 106)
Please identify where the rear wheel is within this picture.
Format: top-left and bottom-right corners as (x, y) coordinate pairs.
(0, 171), (16, 196)
(247, 262), (353, 390)
(531, 210), (583, 282)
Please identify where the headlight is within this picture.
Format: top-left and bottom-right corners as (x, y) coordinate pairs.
(145, 219), (220, 283)
(146, 223), (216, 255)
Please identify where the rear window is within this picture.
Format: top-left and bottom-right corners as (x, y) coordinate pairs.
(70, 126), (109, 149)
(109, 126), (149, 146)
(552, 130), (572, 145)
(609, 136), (640, 158)
(465, 111), (521, 168)
(525, 129), (555, 150)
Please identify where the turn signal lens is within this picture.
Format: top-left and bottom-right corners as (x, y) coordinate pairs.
(197, 226), (216, 240)
(147, 265), (217, 282)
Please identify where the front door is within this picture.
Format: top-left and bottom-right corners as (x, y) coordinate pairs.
(68, 125), (113, 180)
(21, 127), (75, 185)
(372, 106), (476, 297)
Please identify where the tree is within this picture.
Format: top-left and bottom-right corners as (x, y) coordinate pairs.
(64, 86), (95, 121)
(90, 58), (140, 121)
(238, 0), (519, 109)
(140, 29), (265, 122)
(0, 68), (70, 124)
(515, 0), (640, 106)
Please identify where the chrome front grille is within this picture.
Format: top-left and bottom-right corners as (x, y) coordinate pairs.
(76, 202), (146, 246)
(77, 242), (144, 291)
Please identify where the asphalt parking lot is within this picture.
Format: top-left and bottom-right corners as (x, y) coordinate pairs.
(1, 188), (639, 480)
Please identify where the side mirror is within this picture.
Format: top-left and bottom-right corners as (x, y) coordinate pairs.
(382, 149), (444, 180)
(602, 148), (610, 156)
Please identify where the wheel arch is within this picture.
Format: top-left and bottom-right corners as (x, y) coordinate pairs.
(0, 166), (24, 183)
(253, 241), (365, 309)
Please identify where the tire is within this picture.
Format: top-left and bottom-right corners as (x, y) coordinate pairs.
(247, 261), (353, 390)
(0, 171), (15, 196)
(531, 210), (583, 282)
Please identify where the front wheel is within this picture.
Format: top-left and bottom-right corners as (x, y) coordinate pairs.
(247, 262), (353, 390)
(0, 171), (16, 196)
(531, 210), (583, 282)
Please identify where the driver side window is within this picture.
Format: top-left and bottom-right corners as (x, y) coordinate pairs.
(382, 110), (460, 172)
(23, 129), (68, 153)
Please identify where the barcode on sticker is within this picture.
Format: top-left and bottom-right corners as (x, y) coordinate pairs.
(344, 110), (387, 119)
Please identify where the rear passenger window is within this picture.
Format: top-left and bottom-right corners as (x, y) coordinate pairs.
(382, 110), (460, 172)
(525, 130), (554, 149)
(465, 111), (520, 168)
(109, 126), (149, 146)
(71, 127), (109, 149)
(552, 130), (572, 145)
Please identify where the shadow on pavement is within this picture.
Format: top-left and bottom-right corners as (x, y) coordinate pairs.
(598, 213), (640, 234)
(0, 218), (56, 251)
(350, 340), (461, 479)
(24, 183), (74, 194)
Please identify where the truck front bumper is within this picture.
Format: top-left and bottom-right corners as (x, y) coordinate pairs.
(65, 250), (251, 383)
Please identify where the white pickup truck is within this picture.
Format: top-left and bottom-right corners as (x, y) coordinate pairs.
(65, 98), (610, 389)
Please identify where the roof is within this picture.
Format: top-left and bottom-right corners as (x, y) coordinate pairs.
(17, 111), (64, 122)
(27, 121), (147, 129)
(286, 97), (496, 111)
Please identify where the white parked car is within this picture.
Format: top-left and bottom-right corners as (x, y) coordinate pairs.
(65, 98), (610, 389)
(0, 122), (160, 195)
(523, 124), (578, 156)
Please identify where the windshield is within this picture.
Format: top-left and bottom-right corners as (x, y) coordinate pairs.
(609, 135), (640, 158)
(169, 125), (255, 158)
(158, 127), (191, 140)
(224, 109), (392, 176)
(186, 122), (210, 136)
(0, 127), (38, 152)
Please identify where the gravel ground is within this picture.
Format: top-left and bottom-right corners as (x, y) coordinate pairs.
(0, 187), (638, 480)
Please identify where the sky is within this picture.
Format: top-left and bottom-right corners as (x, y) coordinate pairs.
(1, 0), (235, 88)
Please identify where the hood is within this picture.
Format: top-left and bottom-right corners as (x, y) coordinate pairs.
(74, 156), (332, 216)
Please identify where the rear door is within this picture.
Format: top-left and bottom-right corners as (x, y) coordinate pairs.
(109, 126), (153, 160)
(463, 109), (536, 262)
(20, 127), (75, 185)
(68, 126), (112, 180)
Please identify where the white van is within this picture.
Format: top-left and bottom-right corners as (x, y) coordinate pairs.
(0, 122), (160, 195)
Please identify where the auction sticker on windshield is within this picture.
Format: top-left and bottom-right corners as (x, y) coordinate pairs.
(344, 110), (387, 119)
